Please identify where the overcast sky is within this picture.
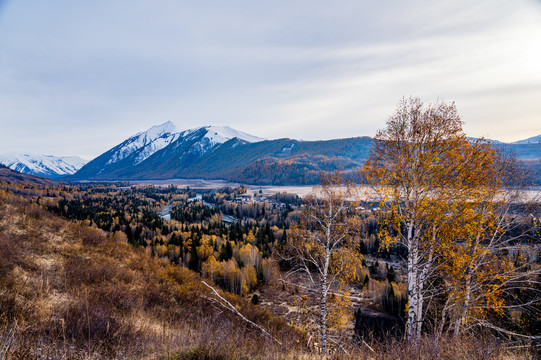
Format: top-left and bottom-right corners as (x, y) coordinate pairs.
(1, 0), (540, 159)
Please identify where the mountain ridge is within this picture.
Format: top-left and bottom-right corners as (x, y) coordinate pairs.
(68, 130), (374, 184)
(0, 153), (87, 178)
(72, 124), (267, 181)
(6, 123), (541, 185)
(513, 134), (541, 145)
(70, 124), (541, 185)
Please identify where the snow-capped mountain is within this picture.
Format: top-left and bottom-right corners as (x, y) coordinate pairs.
(105, 121), (180, 166)
(0, 153), (87, 178)
(70, 120), (376, 184)
(72, 122), (266, 180)
(70, 123), (541, 185)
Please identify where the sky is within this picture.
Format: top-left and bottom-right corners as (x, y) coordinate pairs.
(0, 0), (540, 159)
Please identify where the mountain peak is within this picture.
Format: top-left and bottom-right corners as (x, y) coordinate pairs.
(106, 121), (180, 166)
(137, 121), (177, 138)
(74, 123), (267, 179)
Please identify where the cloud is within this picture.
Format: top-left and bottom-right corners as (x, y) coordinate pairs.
(0, 0), (540, 157)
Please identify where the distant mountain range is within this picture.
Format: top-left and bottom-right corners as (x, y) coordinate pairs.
(3, 122), (541, 185)
(0, 163), (60, 186)
(0, 153), (87, 178)
(70, 122), (373, 185)
(512, 134), (541, 145)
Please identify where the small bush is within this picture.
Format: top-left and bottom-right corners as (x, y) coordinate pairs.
(81, 227), (107, 246)
(24, 203), (43, 219)
(64, 256), (120, 287)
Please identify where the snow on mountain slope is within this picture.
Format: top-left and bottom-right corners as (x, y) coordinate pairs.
(513, 134), (541, 144)
(169, 125), (266, 157)
(0, 153), (88, 178)
(139, 120), (177, 139)
(106, 121), (179, 165)
(203, 126), (265, 145)
(59, 156), (88, 169)
(106, 123), (264, 166)
(72, 123), (266, 179)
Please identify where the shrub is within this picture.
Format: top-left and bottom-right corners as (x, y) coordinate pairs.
(81, 227), (107, 246)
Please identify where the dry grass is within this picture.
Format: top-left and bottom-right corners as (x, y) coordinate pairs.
(351, 335), (535, 360)
(0, 195), (302, 359)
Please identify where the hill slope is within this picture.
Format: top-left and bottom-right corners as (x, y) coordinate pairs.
(513, 134), (541, 145)
(0, 192), (300, 359)
(179, 137), (373, 184)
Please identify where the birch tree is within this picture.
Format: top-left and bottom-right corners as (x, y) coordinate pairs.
(282, 173), (362, 354)
(362, 97), (512, 341)
(434, 155), (541, 338)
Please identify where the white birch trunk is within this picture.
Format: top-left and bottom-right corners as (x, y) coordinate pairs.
(415, 273), (424, 339)
(437, 296), (451, 337)
(320, 211), (332, 354)
(320, 273), (327, 354)
(320, 246), (330, 354)
(406, 220), (422, 340)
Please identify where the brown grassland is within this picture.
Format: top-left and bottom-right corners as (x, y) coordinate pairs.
(0, 192), (301, 359)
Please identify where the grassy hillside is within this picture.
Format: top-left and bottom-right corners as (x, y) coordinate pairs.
(0, 193), (302, 359)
